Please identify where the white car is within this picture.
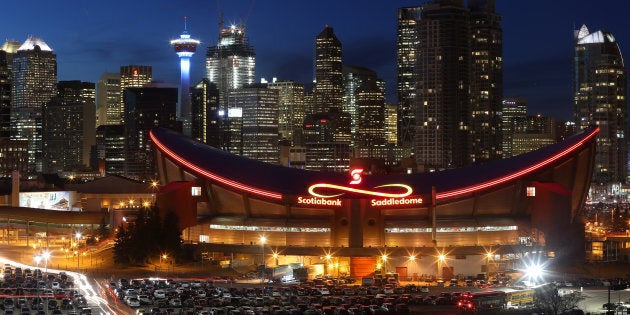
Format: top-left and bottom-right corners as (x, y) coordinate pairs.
(138, 295), (151, 305)
(153, 290), (166, 299)
(127, 297), (140, 308)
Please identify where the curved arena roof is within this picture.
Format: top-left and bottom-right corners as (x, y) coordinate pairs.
(150, 126), (599, 202)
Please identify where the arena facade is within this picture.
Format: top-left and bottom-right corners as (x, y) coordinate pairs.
(150, 127), (598, 280)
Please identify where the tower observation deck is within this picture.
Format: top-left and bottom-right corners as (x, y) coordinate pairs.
(170, 17), (200, 136)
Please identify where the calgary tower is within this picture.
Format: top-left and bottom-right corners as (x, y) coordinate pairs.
(171, 17), (200, 136)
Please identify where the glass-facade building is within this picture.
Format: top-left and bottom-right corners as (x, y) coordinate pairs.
(313, 26), (343, 113)
(574, 24), (627, 183)
(206, 24), (255, 108)
(228, 84), (279, 165)
(96, 72), (121, 126)
(10, 36), (57, 175)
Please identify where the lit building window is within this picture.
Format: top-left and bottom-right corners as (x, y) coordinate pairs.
(526, 186), (536, 196)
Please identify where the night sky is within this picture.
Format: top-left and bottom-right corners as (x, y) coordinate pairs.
(2, 0), (628, 121)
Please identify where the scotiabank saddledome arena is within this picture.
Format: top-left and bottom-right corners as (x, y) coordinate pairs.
(150, 127), (598, 279)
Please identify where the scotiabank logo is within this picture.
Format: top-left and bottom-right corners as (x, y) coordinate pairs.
(296, 196), (342, 207)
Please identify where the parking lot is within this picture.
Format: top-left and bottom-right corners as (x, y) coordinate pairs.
(1, 264), (95, 315)
(108, 274), (498, 314)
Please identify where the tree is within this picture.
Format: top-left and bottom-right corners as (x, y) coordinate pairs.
(97, 217), (110, 239)
(113, 225), (132, 264)
(535, 284), (584, 315)
(112, 206), (184, 266)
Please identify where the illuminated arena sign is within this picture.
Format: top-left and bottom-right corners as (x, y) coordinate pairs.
(296, 196), (342, 207)
(307, 168), (415, 204)
(370, 196), (423, 207)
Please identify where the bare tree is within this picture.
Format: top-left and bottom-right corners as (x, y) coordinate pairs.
(535, 284), (584, 315)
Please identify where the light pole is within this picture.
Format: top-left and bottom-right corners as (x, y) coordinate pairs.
(437, 254), (446, 281)
(34, 254), (42, 268)
(75, 232), (82, 272)
(259, 236), (266, 284)
(381, 254), (388, 274)
(42, 251), (50, 273)
(486, 252), (493, 281)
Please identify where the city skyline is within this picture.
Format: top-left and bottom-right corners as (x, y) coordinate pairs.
(1, 0), (628, 120)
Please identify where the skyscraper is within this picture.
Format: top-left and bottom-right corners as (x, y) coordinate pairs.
(42, 81), (95, 174)
(96, 73), (121, 126)
(501, 97), (527, 158)
(95, 124), (125, 176)
(206, 24), (255, 108)
(574, 24), (627, 183)
(11, 36), (57, 175)
(228, 84), (279, 164)
(1, 41), (20, 139)
(120, 65), (152, 123)
(355, 78), (386, 147)
(190, 78), (220, 145)
(267, 79), (306, 145)
(0, 50), (10, 139)
(396, 6), (422, 149)
(468, 0), (503, 163)
(413, 0), (471, 171)
(171, 17), (200, 136)
(342, 65), (385, 146)
(313, 25), (343, 113)
(123, 83), (178, 180)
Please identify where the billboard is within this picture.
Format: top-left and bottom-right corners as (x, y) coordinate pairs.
(19, 191), (77, 211)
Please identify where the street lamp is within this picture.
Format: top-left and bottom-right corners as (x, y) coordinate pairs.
(381, 254), (388, 274)
(42, 251), (50, 273)
(259, 236), (267, 284)
(34, 255), (42, 268)
(272, 253), (279, 266)
(437, 253), (446, 280)
(486, 252), (493, 280)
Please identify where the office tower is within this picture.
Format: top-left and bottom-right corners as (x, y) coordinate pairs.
(0, 138), (28, 179)
(96, 73), (121, 126)
(342, 65), (385, 146)
(384, 104), (398, 146)
(303, 108), (351, 172)
(0, 40), (20, 70)
(313, 25), (343, 113)
(191, 78), (220, 145)
(267, 79), (306, 145)
(171, 18), (200, 136)
(574, 24), (627, 183)
(396, 6), (423, 148)
(1, 41), (19, 139)
(356, 78), (386, 147)
(123, 83), (179, 180)
(120, 65), (152, 123)
(0, 51), (10, 138)
(512, 115), (556, 156)
(11, 36), (57, 175)
(501, 97), (527, 158)
(95, 124), (125, 176)
(206, 24), (255, 108)
(42, 81), (96, 174)
(468, 0), (503, 163)
(414, 0), (471, 171)
(228, 84), (279, 164)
